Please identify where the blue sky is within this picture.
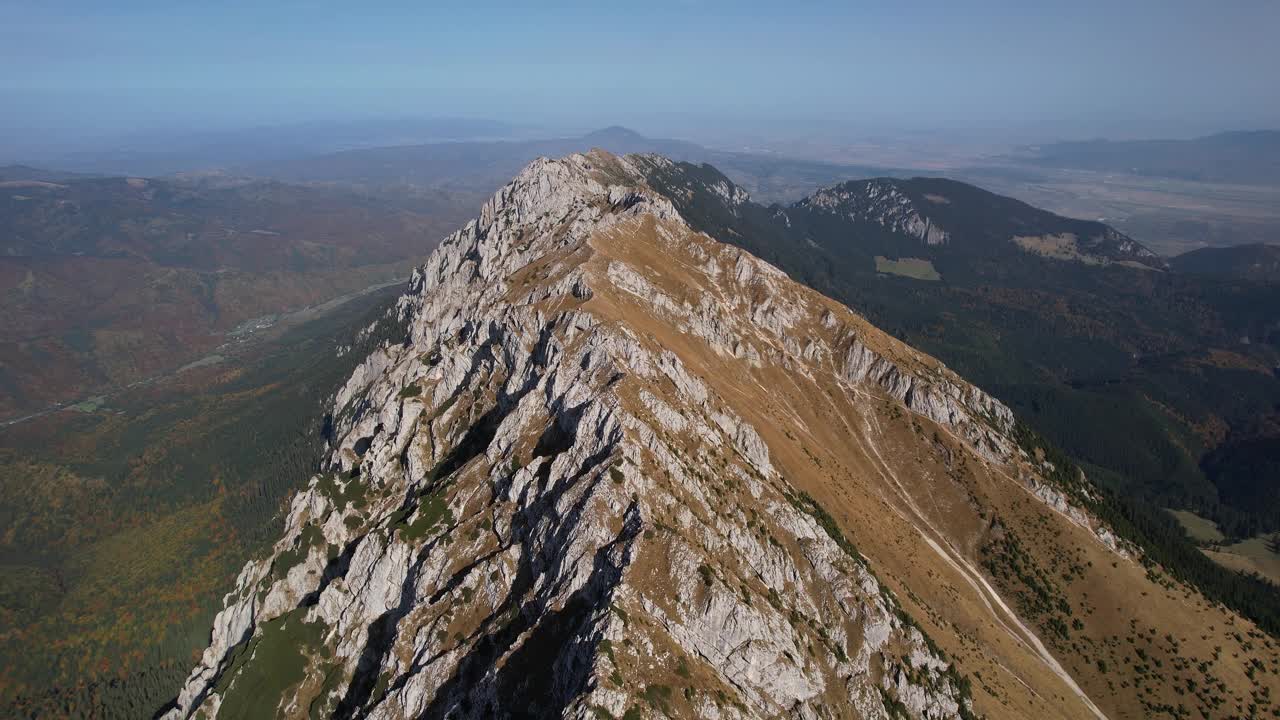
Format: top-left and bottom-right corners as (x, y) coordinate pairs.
(2, 0), (1277, 142)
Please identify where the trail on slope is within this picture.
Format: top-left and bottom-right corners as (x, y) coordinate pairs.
(848, 393), (1109, 720)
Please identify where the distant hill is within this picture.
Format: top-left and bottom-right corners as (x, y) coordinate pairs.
(1018, 130), (1280, 185)
(5, 117), (522, 178)
(241, 127), (704, 190)
(794, 176), (1165, 268)
(0, 165), (94, 183)
(1170, 243), (1280, 283)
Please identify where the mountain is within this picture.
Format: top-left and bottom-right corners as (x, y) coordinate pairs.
(1016, 130), (1280, 185)
(1170, 243), (1280, 283)
(243, 126), (883, 204)
(577, 125), (705, 156)
(0, 174), (479, 417)
(162, 152), (1278, 719)
(639, 164), (1167, 275)
(792, 177), (1163, 268)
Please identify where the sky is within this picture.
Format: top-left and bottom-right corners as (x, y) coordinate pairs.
(2, 0), (1278, 146)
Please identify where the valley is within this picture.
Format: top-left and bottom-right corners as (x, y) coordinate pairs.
(0, 172), (480, 418)
(0, 276), (406, 430)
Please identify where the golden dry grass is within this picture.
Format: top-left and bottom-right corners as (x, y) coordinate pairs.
(565, 211), (1280, 719)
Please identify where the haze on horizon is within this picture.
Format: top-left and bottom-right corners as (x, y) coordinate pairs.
(2, 0), (1278, 152)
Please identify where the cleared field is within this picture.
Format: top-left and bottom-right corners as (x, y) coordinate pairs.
(1168, 509), (1280, 585)
(1203, 536), (1280, 586)
(1167, 508), (1226, 543)
(874, 255), (941, 280)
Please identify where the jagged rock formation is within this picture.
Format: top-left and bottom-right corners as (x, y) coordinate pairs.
(792, 177), (1161, 268)
(164, 152), (1279, 720)
(801, 180), (951, 246)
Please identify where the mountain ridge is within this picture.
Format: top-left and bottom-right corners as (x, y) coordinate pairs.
(238, 126), (887, 205)
(789, 175), (1162, 268)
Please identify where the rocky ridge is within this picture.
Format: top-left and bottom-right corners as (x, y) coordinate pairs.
(792, 177), (1161, 267)
(162, 151), (1278, 720)
(799, 180), (951, 246)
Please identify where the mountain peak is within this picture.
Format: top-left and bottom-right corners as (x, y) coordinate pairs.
(162, 153), (1277, 720)
(163, 150), (1007, 716)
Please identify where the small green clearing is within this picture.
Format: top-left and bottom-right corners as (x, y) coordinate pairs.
(874, 256), (941, 281)
(1203, 535), (1280, 586)
(1167, 509), (1225, 543)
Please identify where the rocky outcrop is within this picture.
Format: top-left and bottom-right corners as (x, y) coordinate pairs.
(836, 335), (1013, 461)
(801, 180), (950, 246)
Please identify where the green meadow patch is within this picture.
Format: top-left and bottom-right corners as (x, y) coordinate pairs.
(874, 256), (941, 281)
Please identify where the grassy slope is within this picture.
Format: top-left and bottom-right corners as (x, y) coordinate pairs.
(1204, 537), (1280, 586)
(586, 214), (1280, 718)
(1167, 509), (1226, 543)
(636, 159), (1280, 642)
(643, 160), (1280, 536)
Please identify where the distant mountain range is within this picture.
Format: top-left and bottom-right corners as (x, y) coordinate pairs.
(5, 125), (881, 205)
(3, 117), (523, 179)
(0, 165), (95, 183)
(241, 125), (881, 204)
(1016, 130), (1280, 185)
(241, 125), (703, 189)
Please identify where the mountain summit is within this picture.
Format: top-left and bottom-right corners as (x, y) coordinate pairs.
(163, 152), (1278, 719)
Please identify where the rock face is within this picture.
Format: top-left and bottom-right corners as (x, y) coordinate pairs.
(800, 180), (951, 246)
(793, 177), (1162, 268)
(163, 152), (1278, 720)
